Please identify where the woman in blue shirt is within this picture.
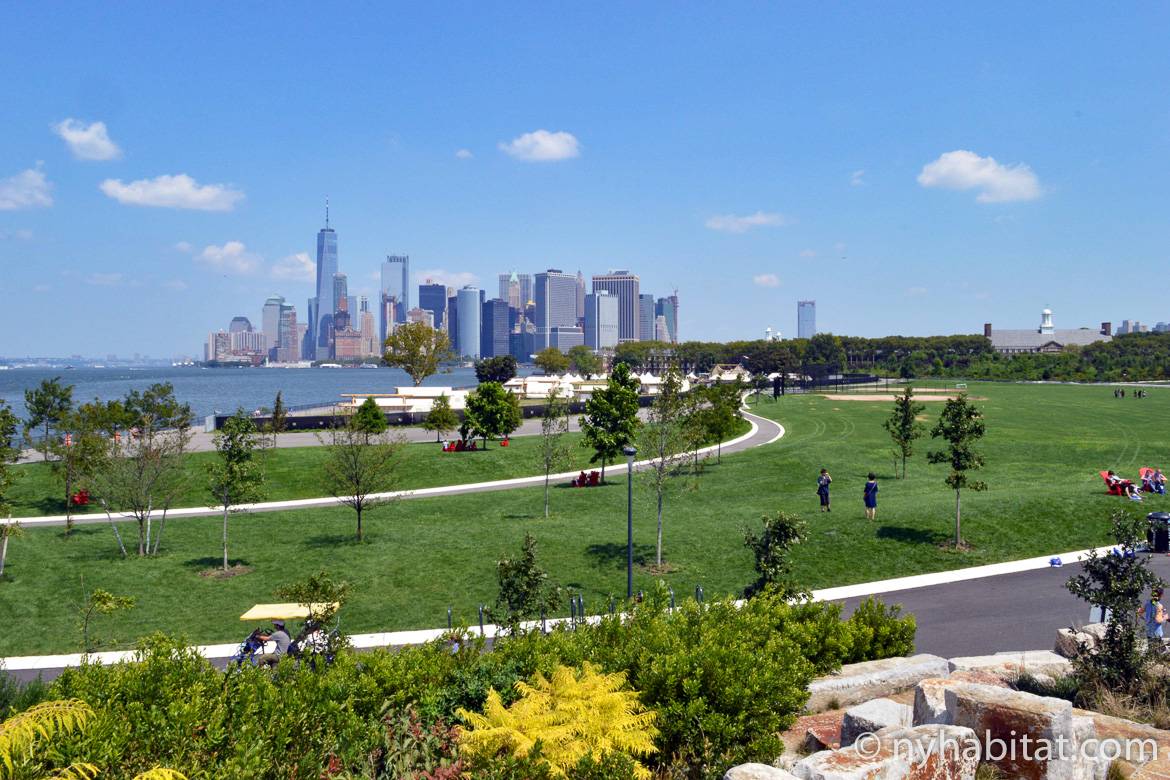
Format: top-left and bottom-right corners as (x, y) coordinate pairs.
(864, 473), (878, 520)
(817, 469), (832, 512)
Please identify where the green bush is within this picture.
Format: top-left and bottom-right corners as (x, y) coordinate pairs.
(843, 597), (916, 664)
(0, 661), (49, 719)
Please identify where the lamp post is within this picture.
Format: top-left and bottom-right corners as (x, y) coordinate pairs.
(623, 444), (637, 599)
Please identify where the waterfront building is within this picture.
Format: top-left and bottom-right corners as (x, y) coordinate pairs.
(418, 282), (447, 331)
(447, 294), (459, 352)
(310, 202), (339, 360)
(534, 269), (578, 351)
(591, 271), (640, 341)
(457, 286), (482, 359)
(584, 290), (619, 350)
(797, 300), (816, 339)
(381, 255), (409, 320)
(229, 316), (252, 334)
(277, 304), (299, 362)
(262, 295), (284, 356)
(639, 293), (655, 341)
(481, 297), (510, 359)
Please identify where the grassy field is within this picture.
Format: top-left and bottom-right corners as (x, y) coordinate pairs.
(2, 382), (1167, 656)
(7, 433), (597, 516)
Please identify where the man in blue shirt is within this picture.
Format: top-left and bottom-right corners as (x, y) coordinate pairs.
(1144, 588), (1166, 641)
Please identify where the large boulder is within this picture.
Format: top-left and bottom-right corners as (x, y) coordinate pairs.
(947, 650), (1073, 682)
(793, 724), (979, 780)
(806, 655), (949, 712)
(840, 698), (913, 747)
(784, 711), (845, 754)
(1055, 626), (1107, 659)
(724, 764), (801, 780)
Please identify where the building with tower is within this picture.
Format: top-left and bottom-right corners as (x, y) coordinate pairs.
(308, 200), (338, 361)
(985, 308), (1112, 354)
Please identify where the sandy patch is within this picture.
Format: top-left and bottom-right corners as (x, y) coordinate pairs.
(820, 394), (985, 402)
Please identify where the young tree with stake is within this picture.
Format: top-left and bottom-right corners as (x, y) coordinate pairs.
(422, 393), (458, 442)
(319, 414), (405, 542)
(639, 367), (686, 566)
(207, 410), (265, 572)
(538, 388), (574, 517)
(579, 363), (641, 482)
(883, 386), (925, 479)
(351, 397), (389, 442)
(269, 391), (288, 446)
(927, 394), (987, 547)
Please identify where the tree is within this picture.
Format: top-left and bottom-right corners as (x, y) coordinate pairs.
(23, 377), (73, 461)
(883, 386), (926, 479)
(0, 517), (20, 580)
(538, 389), (574, 518)
(464, 382), (522, 445)
(50, 410), (108, 535)
(383, 321), (452, 386)
(579, 363), (641, 482)
(743, 511), (808, 599)
(678, 386), (709, 477)
(351, 396), (389, 442)
(567, 345), (601, 378)
(319, 415), (405, 542)
(269, 390), (288, 446)
(703, 381), (743, 463)
(77, 581), (135, 653)
(208, 410), (266, 572)
(490, 532), (562, 632)
(475, 355), (518, 384)
(275, 569), (351, 628)
(533, 346), (569, 375)
(1066, 511), (1163, 691)
(0, 403), (20, 522)
(639, 367), (686, 566)
(804, 333), (846, 373)
(422, 393), (458, 442)
(927, 394), (987, 547)
(124, 382), (193, 437)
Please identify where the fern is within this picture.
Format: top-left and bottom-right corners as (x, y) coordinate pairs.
(130, 770), (188, 780)
(0, 699), (93, 776)
(458, 663), (658, 779)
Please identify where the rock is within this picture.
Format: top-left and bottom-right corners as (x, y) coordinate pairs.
(947, 670), (1012, 688)
(1056, 628), (1091, 659)
(785, 711), (844, 754)
(1073, 714), (1110, 780)
(948, 650), (1073, 682)
(840, 698), (912, 747)
(792, 724), (979, 780)
(1076, 708), (1170, 767)
(912, 678), (952, 727)
(724, 763), (801, 780)
(1081, 623), (1107, 644)
(806, 655), (950, 712)
(1131, 758), (1170, 778)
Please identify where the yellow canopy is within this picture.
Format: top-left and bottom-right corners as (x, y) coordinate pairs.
(239, 602), (340, 621)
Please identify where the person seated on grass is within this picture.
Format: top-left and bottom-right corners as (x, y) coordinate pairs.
(256, 619), (292, 667)
(1143, 471), (1156, 493)
(1155, 469), (1168, 495)
(1106, 470), (1141, 500)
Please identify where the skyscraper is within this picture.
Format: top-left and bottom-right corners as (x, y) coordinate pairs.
(332, 273), (350, 332)
(591, 271), (640, 342)
(456, 286), (482, 359)
(639, 294), (655, 341)
(481, 298), (510, 359)
(584, 290), (619, 350)
(575, 270), (586, 324)
(311, 200), (339, 360)
(517, 273), (533, 308)
(229, 316), (253, 333)
(381, 255), (410, 344)
(534, 269), (578, 351)
(418, 283), (447, 331)
(262, 295), (284, 357)
(797, 300), (816, 339)
(447, 292), (459, 352)
(277, 303), (299, 362)
(655, 294), (679, 343)
(359, 296), (378, 357)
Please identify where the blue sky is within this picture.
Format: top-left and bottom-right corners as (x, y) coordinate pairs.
(2, 3), (1168, 356)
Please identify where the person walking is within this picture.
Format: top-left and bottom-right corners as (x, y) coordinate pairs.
(817, 468), (832, 512)
(1143, 587), (1167, 643)
(863, 472), (878, 520)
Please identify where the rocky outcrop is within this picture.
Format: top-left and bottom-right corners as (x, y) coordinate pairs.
(947, 650), (1073, 682)
(806, 655), (950, 712)
(840, 698), (913, 747)
(793, 724), (980, 780)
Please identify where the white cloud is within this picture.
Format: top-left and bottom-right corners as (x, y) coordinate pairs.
(0, 165), (52, 210)
(52, 118), (122, 161)
(705, 211), (790, 234)
(173, 241), (193, 253)
(0, 228), (33, 241)
(799, 249), (817, 258)
(850, 169), (866, 187)
(99, 174), (244, 211)
(753, 273), (781, 288)
(455, 148), (474, 160)
(415, 269), (479, 289)
(197, 241), (260, 274)
(917, 150), (1041, 203)
(271, 251), (315, 282)
(498, 129), (580, 162)
(86, 272), (124, 287)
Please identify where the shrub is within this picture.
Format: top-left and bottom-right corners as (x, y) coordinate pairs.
(0, 661), (49, 720)
(843, 597), (916, 664)
(459, 663), (657, 779)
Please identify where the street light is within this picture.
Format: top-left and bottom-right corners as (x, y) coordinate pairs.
(623, 444), (637, 599)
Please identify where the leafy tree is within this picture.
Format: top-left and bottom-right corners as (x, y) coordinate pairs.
(489, 532), (562, 631)
(703, 381), (743, 463)
(422, 393), (458, 442)
(1066, 511), (1163, 691)
(883, 386), (926, 479)
(124, 382), (193, 437)
(269, 390), (288, 446)
(0, 402), (20, 521)
(351, 396), (389, 442)
(23, 377), (73, 461)
(927, 394), (987, 547)
(804, 333), (846, 372)
(579, 363), (641, 482)
(464, 382), (522, 445)
(50, 410), (109, 535)
(533, 346), (569, 375)
(207, 410), (266, 572)
(743, 511), (808, 599)
(0, 517), (20, 580)
(567, 345), (601, 377)
(475, 355), (518, 384)
(538, 389), (574, 518)
(77, 582), (135, 653)
(678, 386), (709, 477)
(383, 321), (452, 386)
(638, 367), (686, 566)
(274, 569), (351, 627)
(319, 415), (405, 542)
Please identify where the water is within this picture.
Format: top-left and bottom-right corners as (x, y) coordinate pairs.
(0, 365), (499, 423)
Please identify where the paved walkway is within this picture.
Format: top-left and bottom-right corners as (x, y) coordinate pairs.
(12, 405), (784, 528)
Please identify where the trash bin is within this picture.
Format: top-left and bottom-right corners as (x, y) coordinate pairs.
(1147, 512), (1170, 553)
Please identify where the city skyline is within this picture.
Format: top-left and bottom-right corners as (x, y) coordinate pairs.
(3, 4), (1170, 356)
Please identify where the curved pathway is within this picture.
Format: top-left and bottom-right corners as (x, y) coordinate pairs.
(14, 403), (785, 528)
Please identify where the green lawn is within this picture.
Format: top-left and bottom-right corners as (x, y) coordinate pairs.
(2, 382), (1167, 656)
(7, 433), (596, 516)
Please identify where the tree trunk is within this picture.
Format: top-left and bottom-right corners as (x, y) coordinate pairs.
(356, 505), (364, 542)
(717, 439), (722, 464)
(152, 508), (168, 556)
(64, 466), (74, 536)
(43, 420), (50, 461)
(222, 499), (230, 571)
(144, 499), (153, 556)
(954, 490), (962, 547)
(103, 504), (128, 559)
(902, 452), (907, 480)
(544, 469), (550, 518)
(656, 490), (664, 566)
(600, 460), (606, 483)
(0, 532), (8, 577)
